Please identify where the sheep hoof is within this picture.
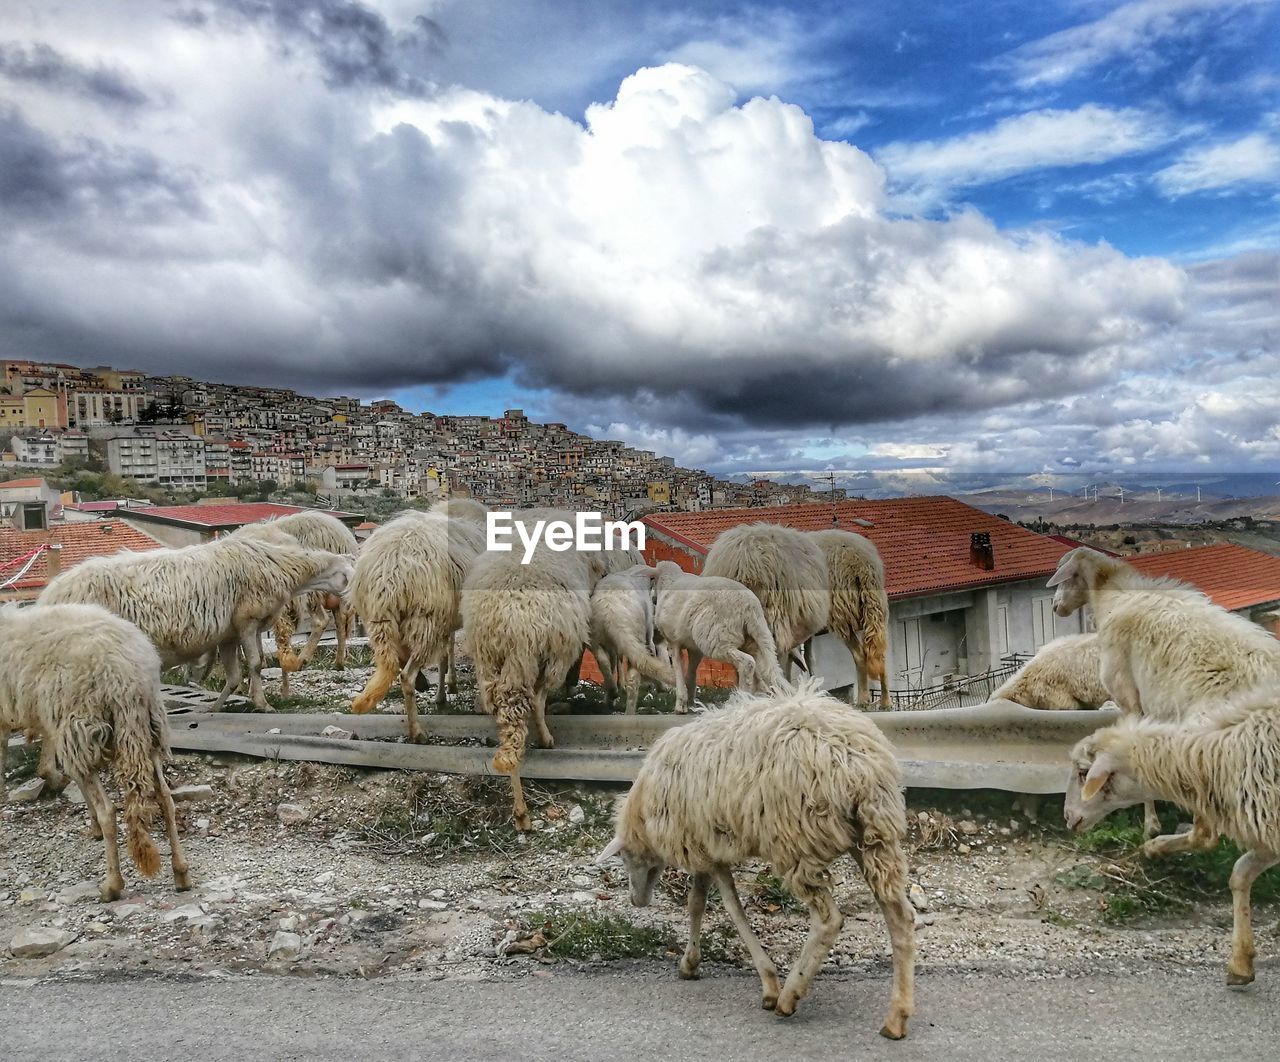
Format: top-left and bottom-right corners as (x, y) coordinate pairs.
(761, 994), (778, 1011)
(678, 952), (701, 979)
(408, 729), (428, 746)
(514, 811), (532, 832)
(333, 662), (346, 671)
(880, 1019), (909, 1041)
(99, 882), (122, 903)
(174, 870), (192, 892)
(774, 996), (796, 1017)
(1226, 969), (1255, 987)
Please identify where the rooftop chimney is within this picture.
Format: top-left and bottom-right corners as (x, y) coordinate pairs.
(46, 543), (61, 581)
(969, 531), (995, 571)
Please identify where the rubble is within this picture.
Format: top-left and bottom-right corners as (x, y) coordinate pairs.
(7, 778), (45, 804)
(10, 928), (75, 958)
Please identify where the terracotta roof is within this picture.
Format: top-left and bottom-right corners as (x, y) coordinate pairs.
(1129, 544), (1280, 612)
(0, 519), (164, 590)
(0, 478), (48, 490)
(644, 497), (1074, 599)
(124, 502), (361, 531)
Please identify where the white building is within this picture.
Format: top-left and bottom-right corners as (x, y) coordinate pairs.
(106, 430), (207, 489)
(71, 390), (144, 427)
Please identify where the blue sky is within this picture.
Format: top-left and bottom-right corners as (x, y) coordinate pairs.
(1, 1), (1277, 475)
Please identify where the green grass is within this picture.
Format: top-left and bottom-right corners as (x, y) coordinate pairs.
(747, 870), (805, 915)
(521, 910), (675, 960)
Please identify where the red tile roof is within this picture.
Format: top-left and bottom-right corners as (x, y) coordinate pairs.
(1129, 544), (1280, 612)
(0, 519), (164, 591)
(644, 497), (1074, 600)
(124, 502), (360, 531)
(0, 478), (48, 490)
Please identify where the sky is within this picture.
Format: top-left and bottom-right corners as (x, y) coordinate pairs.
(0, 0), (1277, 478)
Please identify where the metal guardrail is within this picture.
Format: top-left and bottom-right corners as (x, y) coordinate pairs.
(165, 698), (1118, 794)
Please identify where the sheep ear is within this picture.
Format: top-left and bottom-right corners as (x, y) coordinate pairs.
(595, 836), (624, 864)
(1046, 551), (1079, 588)
(1081, 755), (1116, 801)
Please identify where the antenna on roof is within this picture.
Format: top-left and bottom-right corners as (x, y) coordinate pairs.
(827, 471), (838, 525)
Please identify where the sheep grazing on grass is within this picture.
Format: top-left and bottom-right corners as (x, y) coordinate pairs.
(461, 544), (596, 830)
(40, 534), (353, 712)
(0, 603), (191, 901)
(1065, 692), (1280, 986)
(590, 564), (670, 713)
(1048, 546), (1280, 838)
(991, 634), (1110, 710)
(349, 511), (486, 741)
(809, 529), (891, 708)
(702, 523), (829, 679)
(597, 681), (915, 1038)
(238, 512), (359, 690)
(653, 560), (784, 712)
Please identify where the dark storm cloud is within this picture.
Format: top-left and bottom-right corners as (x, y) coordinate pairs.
(0, 41), (149, 108)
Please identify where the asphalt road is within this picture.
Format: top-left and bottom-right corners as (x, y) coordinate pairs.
(2, 964), (1276, 1061)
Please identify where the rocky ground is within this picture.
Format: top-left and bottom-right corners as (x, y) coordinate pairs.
(2, 655), (1275, 988)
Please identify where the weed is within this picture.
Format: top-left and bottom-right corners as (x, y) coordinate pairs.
(522, 909), (675, 960)
(748, 870), (805, 914)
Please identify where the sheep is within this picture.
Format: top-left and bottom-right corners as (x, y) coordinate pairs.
(702, 523), (829, 678)
(809, 529), (891, 708)
(0, 603), (191, 901)
(40, 534), (354, 712)
(426, 497), (490, 694)
(349, 510), (486, 742)
(590, 564), (671, 713)
(461, 543), (595, 829)
(596, 680), (915, 1038)
(990, 634), (1110, 710)
(1048, 546), (1280, 838)
(1064, 692), (1280, 986)
(237, 512), (359, 688)
(653, 560), (785, 712)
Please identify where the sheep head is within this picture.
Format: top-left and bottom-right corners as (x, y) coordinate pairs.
(1063, 728), (1149, 833)
(1047, 547), (1114, 618)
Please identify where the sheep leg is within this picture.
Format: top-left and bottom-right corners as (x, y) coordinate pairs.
(727, 648), (756, 692)
(294, 603), (330, 672)
(153, 758), (191, 892)
(508, 770), (532, 832)
(78, 772), (124, 902)
(875, 657), (891, 710)
(623, 659), (641, 715)
(334, 606), (351, 670)
(1142, 818), (1218, 860)
(240, 626), (272, 712)
(776, 882), (843, 1018)
(1141, 802), (1163, 840)
(0, 726), (8, 804)
(400, 650), (433, 744)
(712, 867), (780, 1010)
(850, 637), (872, 706)
(671, 647), (689, 714)
(856, 844), (916, 1040)
(351, 625), (400, 714)
(434, 648), (450, 710)
(36, 740), (69, 794)
(679, 872), (710, 979)
(213, 642), (243, 711)
(1227, 848), (1279, 986)
(532, 690), (554, 749)
(446, 638), (458, 693)
(595, 644), (619, 708)
(677, 648), (702, 713)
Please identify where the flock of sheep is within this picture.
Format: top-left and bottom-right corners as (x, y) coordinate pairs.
(2, 500), (1279, 1040)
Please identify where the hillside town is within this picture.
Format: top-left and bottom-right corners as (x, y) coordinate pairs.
(0, 357), (835, 515)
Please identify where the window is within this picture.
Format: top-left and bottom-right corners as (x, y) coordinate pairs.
(996, 604), (1010, 657)
(896, 617), (923, 677)
(1032, 596), (1055, 650)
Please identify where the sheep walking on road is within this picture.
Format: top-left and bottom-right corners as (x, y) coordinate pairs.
(1065, 692), (1280, 986)
(702, 523), (829, 679)
(598, 681), (915, 1038)
(653, 561), (784, 712)
(0, 603), (191, 901)
(991, 634), (1110, 711)
(810, 529), (891, 707)
(1048, 546), (1280, 838)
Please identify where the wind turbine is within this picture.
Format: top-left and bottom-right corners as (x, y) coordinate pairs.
(1116, 487), (1129, 505)
(1154, 486), (1163, 503)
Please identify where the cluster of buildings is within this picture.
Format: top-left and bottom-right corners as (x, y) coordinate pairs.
(1, 358), (832, 515)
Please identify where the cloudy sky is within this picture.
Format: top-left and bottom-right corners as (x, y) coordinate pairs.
(1, 1), (1277, 477)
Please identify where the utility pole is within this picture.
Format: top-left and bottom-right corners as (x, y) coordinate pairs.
(827, 470), (838, 525)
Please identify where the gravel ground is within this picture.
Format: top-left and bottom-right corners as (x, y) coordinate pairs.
(2, 657), (1275, 986)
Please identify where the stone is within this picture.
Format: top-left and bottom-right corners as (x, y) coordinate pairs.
(568, 804), (586, 825)
(159, 904), (208, 924)
(313, 871), (336, 886)
(17, 889), (39, 905)
(957, 844), (972, 855)
(958, 820), (979, 836)
(170, 785), (215, 804)
(62, 783), (86, 805)
(55, 882), (103, 907)
(10, 928), (75, 958)
(320, 726), (354, 740)
(8, 778), (45, 803)
(908, 884), (929, 913)
(277, 803), (308, 825)
(279, 915), (300, 932)
(268, 930), (302, 961)
(418, 899), (447, 911)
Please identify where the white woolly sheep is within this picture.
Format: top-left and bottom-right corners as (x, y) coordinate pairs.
(702, 523), (829, 678)
(40, 534), (353, 712)
(0, 603), (191, 901)
(461, 542), (595, 829)
(1065, 692), (1280, 986)
(990, 634), (1110, 711)
(653, 560), (785, 712)
(349, 510), (486, 741)
(1048, 546), (1280, 837)
(430, 496), (490, 525)
(238, 512), (359, 689)
(809, 529), (891, 707)
(597, 680), (915, 1038)
(590, 564), (670, 713)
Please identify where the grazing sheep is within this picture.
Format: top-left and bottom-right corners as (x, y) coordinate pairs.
(990, 634), (1110, 710)
(237, 512), (359, 687)
(590, 564), (670, 713)
(702, 523), (829, 678)
(1049, 546), (1280, 837)
(809, 529), (891, 707)
(653, 560), (784, 712)
(461, 544), (595, 829)
(349, 511), (486, 741)
(0, 603), (191, 901)
(40, 534), (353, 712)
(1065, 692), (1280, 986)
(597, 680), (915, 1038)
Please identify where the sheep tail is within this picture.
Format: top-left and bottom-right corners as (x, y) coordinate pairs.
(747, 612), (786, 690)
(615, 633), (674, 689)
(855, 788), (909, 898)
(489, 685), (531, 775)
(859, 575), (890, 674)
(274, 605), (302, 672)
(115, 720), (162, 878)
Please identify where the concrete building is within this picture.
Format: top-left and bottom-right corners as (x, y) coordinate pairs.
(0, 477), (62, 529)
(71, 390), (145, 427)
(106, 431), (207, 489)
(122, 501), (361, 548)
(644, 498), (1083, 701)
(0, 388), (67, 429)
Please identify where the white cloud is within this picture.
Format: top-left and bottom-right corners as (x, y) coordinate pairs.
(999, 0), (1273, 88)
(1154, 131), (1280, 196)
(877, 105), (1176, 196)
